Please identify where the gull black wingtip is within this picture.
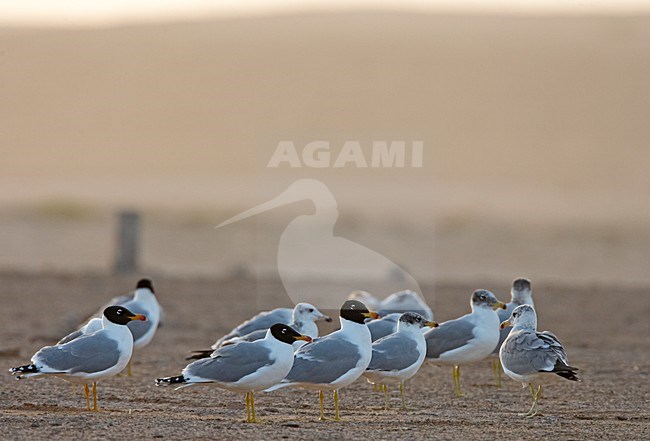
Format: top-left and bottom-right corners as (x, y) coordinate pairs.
(156, 375), (187, 386)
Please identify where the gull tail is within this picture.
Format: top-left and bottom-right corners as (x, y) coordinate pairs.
(10, 364), (40, 379)
(185, 350), (213, 361)
(552, 360), (580, 382)
(156, 375), (187, 386)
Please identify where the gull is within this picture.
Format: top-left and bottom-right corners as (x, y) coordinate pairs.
(363, 312), (437, 409)
(11, 306), (146, 411)
(156, 324), (311, 423)
(348, 289), (433, 321)
(266, 300), (378, 420)
(490, 278), (535, 386)
(209, 308), (294, 349)
(424, 289), (506, 397)
(220, 303), (331, 349)
(188, 303), (331, 359)
(499, 304), (579, 417)
(58, 278), (161, 376)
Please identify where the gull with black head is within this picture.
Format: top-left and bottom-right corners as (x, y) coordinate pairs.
(58, 278), (161, 376)
(267, 300), (378, 421)
(11, 306), (146, 411)
(156, 324), (311, 423)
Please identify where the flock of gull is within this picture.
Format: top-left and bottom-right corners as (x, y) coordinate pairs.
(10, 277), (579, 422)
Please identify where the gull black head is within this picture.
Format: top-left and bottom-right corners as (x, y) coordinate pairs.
(340, 300), (379, 324)
(136, 278), (155, 293)
(471, 289), (506, 310)
(270, 324), (312, 345)
(399, 312), (438, 329)
(103, 305), (147, 325)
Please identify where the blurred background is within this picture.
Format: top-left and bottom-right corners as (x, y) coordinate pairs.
(1, 0), (649, 301)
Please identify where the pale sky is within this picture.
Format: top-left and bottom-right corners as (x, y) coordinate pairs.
(1, 0), (649, 27)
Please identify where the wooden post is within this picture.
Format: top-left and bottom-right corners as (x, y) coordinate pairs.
(114, 210), (140, 274)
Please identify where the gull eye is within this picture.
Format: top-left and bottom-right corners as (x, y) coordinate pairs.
(117, 309), (123, 315)
(308, 308), (314, 313)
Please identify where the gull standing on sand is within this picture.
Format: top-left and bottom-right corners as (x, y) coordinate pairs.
(156, 324), (311, 423)
(188, 303), (331, 359)
(267, 300), (378, 420)
(58, 278), (161, 376)
(11, 306), (146, 411)
(499, 304), (579, 417)
(424, 289), (506, 397)
(363, 312), (438, 409)
(489, 278), (535, 386)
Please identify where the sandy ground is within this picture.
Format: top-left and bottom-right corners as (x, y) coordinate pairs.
(0, 272), (648, 440)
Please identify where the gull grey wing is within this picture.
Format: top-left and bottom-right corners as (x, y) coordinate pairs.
(286, 336), (361, 384)
(235, 309), (292, 335)
(368, 334), (420, 371)
(214, 308), (292, 347)
(538, 331), (570, 365)
(35, 334), (120, 374)
(368, 314), (399, 342)
(185, 342), (273, 383)
(425, 316), (476, 359)
(500, 330), (564, 376)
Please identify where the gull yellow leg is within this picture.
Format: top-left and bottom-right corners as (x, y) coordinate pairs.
(250, 391), (258, 423)
(382, 384), (389, 410)
(319, 390), (326, 421)
(83, 384), (91, 411)
(453, 365), (464, 397)
(92, 382), (99, 412)
(528, 385), (542, 417)
(127, 360), (133, 377)
(492, 359), (503, 387)
(333, 389), (340, 421)
(245, 392), (251, 423)
(519, 384), (542, 417)
(400, 381), (407, 410)
(372, 383), (379, 392)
